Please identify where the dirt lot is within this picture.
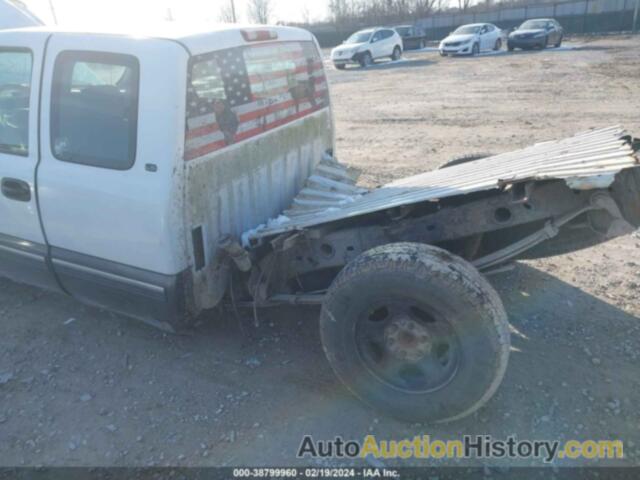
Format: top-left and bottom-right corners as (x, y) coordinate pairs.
(1, 35), (640, 469)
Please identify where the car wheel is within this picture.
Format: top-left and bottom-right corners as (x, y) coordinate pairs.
(391, 46), (402, 61)
(541, 36), (549, 49)
(334, 63), (346, 70)
(319, 242), (510, 423)
(493, 38), (502, 51)
(359, 51), (373, 68)
(472, 43), (480, 56)
(554, 35), (563, 48)
(439, 51), (447, 57)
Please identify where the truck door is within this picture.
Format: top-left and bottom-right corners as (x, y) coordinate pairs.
(35, 34), (188, 326)
(0, 33), (60, 290)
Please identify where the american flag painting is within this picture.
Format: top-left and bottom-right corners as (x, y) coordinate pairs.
(185, 41), (330, 161)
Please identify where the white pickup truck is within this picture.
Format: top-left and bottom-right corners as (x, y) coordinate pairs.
(1, 24), (639, 423)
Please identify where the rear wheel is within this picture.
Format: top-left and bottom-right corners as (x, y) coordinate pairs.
(320, 243), (510, 423)
(359, 52), (373, 68)
(334, 63), (346, 70)
(494, 38), (502, 51)
(472, 43), (480, 56)
(391, 46), (402, 61)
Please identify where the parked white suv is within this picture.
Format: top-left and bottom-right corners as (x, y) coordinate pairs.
(439, 23), (504, 56)
(331, 27), (403, 69)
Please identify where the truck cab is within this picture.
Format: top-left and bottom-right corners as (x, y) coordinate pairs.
(0, 25), (333, 330)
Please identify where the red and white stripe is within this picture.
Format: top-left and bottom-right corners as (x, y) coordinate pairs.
(186, 65), (329, 161)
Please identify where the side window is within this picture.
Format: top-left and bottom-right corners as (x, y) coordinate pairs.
(0, 49), (32, 156)
(372, 31), (383, 42)
(185, 41), (330, 161)
(384, 30), (394, 39)
(51, 51), (139, 170)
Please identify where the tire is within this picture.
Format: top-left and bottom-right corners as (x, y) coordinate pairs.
(334, 63), (346, 70)
(391, 46), (402, 61)
(359, 52), (373, 68)
(438, 152), (493, 169)
(494, 38), (502, 51)
(439, 51), (447, 57)
(541, 36), (549, 49)
(320, 243), (510, 423)
(554, 35), (563, 48)
(472, 43), (480, 56)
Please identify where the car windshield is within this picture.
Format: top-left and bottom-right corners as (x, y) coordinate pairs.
(519, 20), (549, 30)
(345, 31), (373, 44)
(395, 27), (411, 36)
(453, 25), (482, 35)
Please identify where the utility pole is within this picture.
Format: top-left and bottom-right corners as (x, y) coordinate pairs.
(230, 0), (237, 22)
(633, 0), (639, 33)
(48, 0), (58, 25)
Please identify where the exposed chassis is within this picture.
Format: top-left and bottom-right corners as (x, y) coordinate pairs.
(217, 127), (640, 423)
(242, 175), (637, 306)
(230, 127), (640, 307)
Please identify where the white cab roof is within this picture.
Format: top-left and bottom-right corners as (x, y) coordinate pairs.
(0, 23), (315, 56)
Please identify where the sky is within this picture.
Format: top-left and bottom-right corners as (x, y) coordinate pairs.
(23, 0), (330, 26)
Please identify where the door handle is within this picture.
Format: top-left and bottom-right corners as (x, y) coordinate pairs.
(1, 178), (31, 202)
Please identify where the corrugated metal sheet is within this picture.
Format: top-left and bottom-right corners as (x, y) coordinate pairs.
(247, 126), (638, 241)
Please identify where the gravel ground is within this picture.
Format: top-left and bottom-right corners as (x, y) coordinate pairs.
(1, 35), (639, 469)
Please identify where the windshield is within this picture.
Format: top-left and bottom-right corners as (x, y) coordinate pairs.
(395, 27), (411, 36)
(453, 25), (482, 35)
(345, 31), (373, 44)
(519, 20), (549, 30)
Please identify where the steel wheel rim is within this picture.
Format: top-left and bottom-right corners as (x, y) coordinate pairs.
(355, 298), (461, 394)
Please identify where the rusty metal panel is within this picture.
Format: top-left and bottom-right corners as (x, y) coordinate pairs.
(186, 109), (334, 310)
(247, 127), (639, 241)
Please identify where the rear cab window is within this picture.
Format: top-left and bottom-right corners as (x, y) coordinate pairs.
(185, 41), (329, 161)
(51, 51), (139, 170)
(0, 48), (32, 157)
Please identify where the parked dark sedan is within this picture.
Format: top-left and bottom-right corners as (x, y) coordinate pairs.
(394, 25), (428, 50)
(507, 18), (564, 50)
